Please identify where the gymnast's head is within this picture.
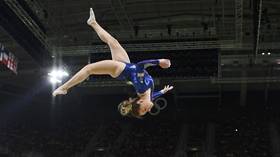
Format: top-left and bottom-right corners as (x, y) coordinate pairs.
(118, 97), (153, 118)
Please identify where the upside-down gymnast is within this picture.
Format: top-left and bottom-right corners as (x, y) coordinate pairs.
(52, 8), (174, 118)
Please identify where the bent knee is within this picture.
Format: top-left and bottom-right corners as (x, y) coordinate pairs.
(82, 64), (93, 75)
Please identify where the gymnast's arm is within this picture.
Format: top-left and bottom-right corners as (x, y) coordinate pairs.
(152, 85), (174, 100)
(137, 59), (171, 70)
(152, 90), (164, 100)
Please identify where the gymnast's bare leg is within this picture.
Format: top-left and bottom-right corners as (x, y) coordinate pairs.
(52, 60), (125, 96)
(87, 8), (130, 63)
(52, 8), (128, 96)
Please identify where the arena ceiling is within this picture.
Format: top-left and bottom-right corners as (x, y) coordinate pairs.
(44, 0), (279, 48)
(0, 0), (280, 96)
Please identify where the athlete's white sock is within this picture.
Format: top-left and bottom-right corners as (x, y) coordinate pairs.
(52, 87), (67, 97)
(87, 8), (96, 25)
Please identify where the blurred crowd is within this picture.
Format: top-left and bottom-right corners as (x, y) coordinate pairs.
(215, 115), (271, 157)
(113, 121), (181, 157)
(0, 121), (98, 157)
(0, 113), (276, 157)
(0, 120), (182, 157)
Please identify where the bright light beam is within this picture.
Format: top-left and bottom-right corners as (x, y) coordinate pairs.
(48, 69), (69, 84)
(48, 69), (69, 78)
(49, 77), (62, 84)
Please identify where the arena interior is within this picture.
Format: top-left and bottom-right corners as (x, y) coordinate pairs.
(0, 0), (280, 157)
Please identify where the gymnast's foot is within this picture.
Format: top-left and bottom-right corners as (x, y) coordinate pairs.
(87, 8), (96, 25)
(52, 87), (67, 97)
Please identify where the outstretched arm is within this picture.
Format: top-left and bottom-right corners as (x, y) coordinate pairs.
(152, 85), (174, 100)
(137, 59), (171, 70)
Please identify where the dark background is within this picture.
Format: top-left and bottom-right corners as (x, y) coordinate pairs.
(1, 0), (280, 156)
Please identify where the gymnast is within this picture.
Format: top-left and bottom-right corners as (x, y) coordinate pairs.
(52, 8), (174, 118)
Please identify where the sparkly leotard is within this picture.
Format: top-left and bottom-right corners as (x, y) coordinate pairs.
(116, 59), (163, 100)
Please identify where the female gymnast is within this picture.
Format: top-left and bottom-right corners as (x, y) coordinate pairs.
(52, 8), (174, 118)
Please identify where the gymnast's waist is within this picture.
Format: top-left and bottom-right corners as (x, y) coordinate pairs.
(116, 62), (135, 80)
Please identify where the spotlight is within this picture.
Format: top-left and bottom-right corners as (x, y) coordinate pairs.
(268, 52), (271, 55)
(49, 77), (62, 84)
(48, 69), (69, 78)
(48, 69), (69, 84)
(261, 53), (265, 55)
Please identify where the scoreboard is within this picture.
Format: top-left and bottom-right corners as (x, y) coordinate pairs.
(0, 43), (18, 74)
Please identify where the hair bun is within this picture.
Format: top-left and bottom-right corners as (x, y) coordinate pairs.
(118, 101), (132, 116)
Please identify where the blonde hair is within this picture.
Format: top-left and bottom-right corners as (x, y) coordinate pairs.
(118, 97), (142, 119)
(118, 100), (132, 116)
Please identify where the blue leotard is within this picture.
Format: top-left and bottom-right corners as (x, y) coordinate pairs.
(116, 59), (164, 100)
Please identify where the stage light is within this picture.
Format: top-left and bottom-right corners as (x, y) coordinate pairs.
(48, 69), (69, 84)
(48, 69), (69, 78)
(261, 53), (265, 55)
(49, 77), (62, 84)
(268, 52), (271, 55)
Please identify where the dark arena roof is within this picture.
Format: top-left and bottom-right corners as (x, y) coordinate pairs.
(0, 0), (280, 156)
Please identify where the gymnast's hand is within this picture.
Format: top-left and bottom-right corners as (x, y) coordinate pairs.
(161, 85), (174, 94)
(159, 59), (171, 68)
